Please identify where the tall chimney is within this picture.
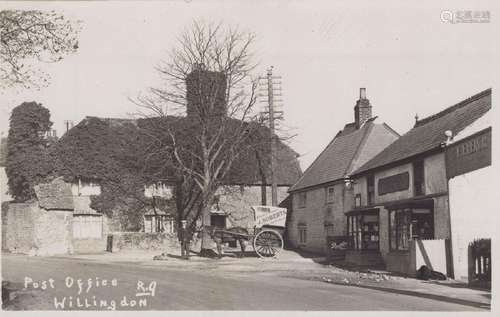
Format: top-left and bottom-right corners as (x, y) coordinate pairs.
(186, 67), (227, 119)
(354, 87), (372, 128)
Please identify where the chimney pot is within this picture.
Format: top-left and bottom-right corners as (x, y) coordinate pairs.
(360, 88), (366, 99)
(354, 88), (372, 128)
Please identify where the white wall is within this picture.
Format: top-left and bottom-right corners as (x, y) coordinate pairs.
(0, 167), (12, 202)
(71, 180), (101, 196)
(448, 165), (494, 281)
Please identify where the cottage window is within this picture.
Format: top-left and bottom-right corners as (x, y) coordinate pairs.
(145, 215), (175, 233)
(324, 223), (334, 237)
(389, 208), (434, 251)
(298, 224), (307, 245)
(325, 186), (335, 204)
(298, 192), (307, 208)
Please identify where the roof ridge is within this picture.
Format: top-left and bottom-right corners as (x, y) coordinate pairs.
(289, 123), (373, 192)
(289, 135), (340, 192)
(345, 121), (374, 175)
(414, 88), (491, 128)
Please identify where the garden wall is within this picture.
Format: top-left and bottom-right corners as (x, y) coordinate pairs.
(107, 232), (180, 252)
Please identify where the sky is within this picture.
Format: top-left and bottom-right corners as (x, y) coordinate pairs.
(1, 0), (497, 170)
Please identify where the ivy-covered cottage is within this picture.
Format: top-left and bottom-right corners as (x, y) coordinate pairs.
(347, 88), (491, 277)
(50, 69), (301, 242)
(287, 89), (399, 253)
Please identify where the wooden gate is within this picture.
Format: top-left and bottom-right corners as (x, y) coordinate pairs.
(468, 238), (491, 288)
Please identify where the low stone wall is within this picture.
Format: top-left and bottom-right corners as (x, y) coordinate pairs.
(4, 202), (36, 254)
(385, 239), (448, 277)
(73, 238), (107, 254)
(386, 252), (412, 276)
(4, 202), (73, 255)
(32, 207), (73, 256)
(107, 232), (180, 252)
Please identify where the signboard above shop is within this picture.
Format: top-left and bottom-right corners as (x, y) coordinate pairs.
(378, 172), (410, 195)
(446, 127), (491, 179)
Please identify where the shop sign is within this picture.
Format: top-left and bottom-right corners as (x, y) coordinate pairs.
(378, 172), (409, 195)
(446, 127), (491, 179)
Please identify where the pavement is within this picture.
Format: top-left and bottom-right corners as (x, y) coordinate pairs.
(1, 249), (492, 311)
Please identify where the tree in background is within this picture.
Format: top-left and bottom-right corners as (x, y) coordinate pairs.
(135, 20), (263, 254)
(5, 102), (53, 201)
(0, 9), (80, 89)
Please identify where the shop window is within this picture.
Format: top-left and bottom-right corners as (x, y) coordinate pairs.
(413, 160), (425, 196)
(367, 174), (375, 205)
(325, 186), (335, 204)
(298, 225), (307, 245)
(298, 192), (307, 208)
(347, 213), (379, 250)
(389, 208), (434, 251)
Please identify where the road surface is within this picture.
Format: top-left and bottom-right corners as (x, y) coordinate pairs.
(1, 253), (484, 311)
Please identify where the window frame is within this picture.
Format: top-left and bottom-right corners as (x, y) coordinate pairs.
(347, 213), (380, 250)
(298, 225), (307, 245)
(413, 160), (425, 196)
(388, 207), (434, 251)
(355, 193), (362, 207)
(324, 222), (334, 237)
(325, 186), (335, 204)
(367, 174), (375, 205)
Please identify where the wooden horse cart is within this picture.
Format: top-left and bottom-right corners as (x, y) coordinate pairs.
(210, 206), (287, 258)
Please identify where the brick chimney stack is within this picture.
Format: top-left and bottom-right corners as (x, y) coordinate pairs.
(354, 88), (372, 128)
(186, 65), (227, 119)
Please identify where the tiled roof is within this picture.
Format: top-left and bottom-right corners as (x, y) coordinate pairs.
(354, 88), (491, 175)
(34, 177), (74, 210)
(289, 117), (398, 192)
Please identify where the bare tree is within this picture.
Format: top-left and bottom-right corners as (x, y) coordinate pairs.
(135, 21), (265, 254)
(0, 9), (80, 89)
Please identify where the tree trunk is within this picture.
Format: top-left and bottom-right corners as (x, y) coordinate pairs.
(200, 203), (213, 251)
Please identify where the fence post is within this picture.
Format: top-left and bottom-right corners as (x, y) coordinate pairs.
(445, 238), (454, 278)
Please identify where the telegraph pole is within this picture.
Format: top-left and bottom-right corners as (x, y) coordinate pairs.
(64, 120), (74, 133)
(259, 66), (284, 206)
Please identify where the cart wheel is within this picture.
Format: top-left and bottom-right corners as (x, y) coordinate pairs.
(253, 229), (283, 258)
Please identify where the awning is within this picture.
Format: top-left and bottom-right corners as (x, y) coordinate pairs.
(383, 197), (435, 210)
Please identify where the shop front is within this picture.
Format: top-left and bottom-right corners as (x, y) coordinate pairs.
(383, 198), (450, 277)
(345, 208), (384, 267)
